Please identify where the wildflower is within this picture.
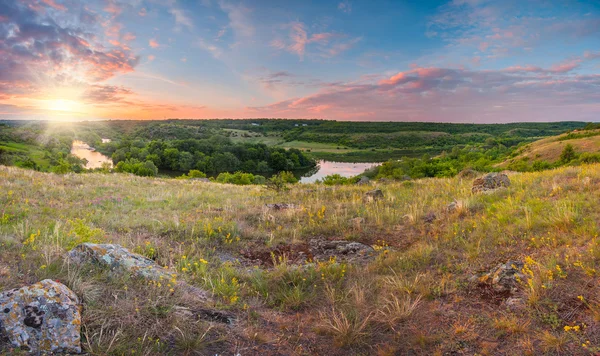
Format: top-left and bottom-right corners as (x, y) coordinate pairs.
(578, 295), (585, 302)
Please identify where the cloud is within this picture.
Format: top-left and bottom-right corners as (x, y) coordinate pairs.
(0, 1), (140, 98)
(41, 0), (66, 11)
(196, 38), (223, 59)
(218, 1), (255, 38)
(82, 85), (134, 104)
(338, 1), (351, 14)
(427, 0), (600, 63)
(149, 38), (160, 48)
(169, 7), (194, 31)
(247, 59), (600, 122)
(272, 22), (357, 60)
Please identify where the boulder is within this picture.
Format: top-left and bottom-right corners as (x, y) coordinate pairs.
(68, 243), (210, 301)
(471, 173), (510, 194)
(0, 280), (81, 353)
(356, 176), (370, 185)
(364, 189), (384, 202)
(477, 260), (526, 294)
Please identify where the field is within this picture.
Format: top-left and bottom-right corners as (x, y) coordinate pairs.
(2, 164), (600, 354)
(500, 130), (600, 167)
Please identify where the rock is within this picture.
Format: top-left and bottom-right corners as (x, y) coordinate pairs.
(309, 239), (375, 262)
(68, 243), (210, 301)
(364, 189), (383, 202)
(447, 201), (457, 213)
(471, 173), (510, 194)
(0, 279), (81, 353)
(423, 212), (436, 223)
(478, 260), (526, 294)
(356, 176), (370, 185)
(457, 168), (478, 179)
(265, 203), (296, 210)
(505, 297), (526, 311)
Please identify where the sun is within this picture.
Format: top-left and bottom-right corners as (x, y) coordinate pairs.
(47, 99), (80, 112)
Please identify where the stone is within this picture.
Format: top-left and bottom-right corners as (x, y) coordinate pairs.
(364, 189), (383, 202)
(471, 173), (510, 194)
(457, 168), (478, 179)
(447, 201), (457, 213)
(68, 243), (210, 301)
(423, 212), (436, 223)
(309, 239), (375, 262)
(265, 203), (296, 210)
(478, 260), (526, 294)
(356, 176), (370, 185)
(0, 279), (81, 353)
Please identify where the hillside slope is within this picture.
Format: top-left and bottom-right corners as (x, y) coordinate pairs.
(499, 130), (600, 168)
(2, 165), (600, 354)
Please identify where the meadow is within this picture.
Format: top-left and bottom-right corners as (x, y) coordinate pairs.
(2, 164), (600, 354)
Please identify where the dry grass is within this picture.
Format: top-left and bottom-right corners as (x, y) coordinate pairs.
(2, 164), (600, 354)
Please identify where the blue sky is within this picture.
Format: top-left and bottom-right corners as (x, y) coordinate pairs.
(1, 0), (600, 121)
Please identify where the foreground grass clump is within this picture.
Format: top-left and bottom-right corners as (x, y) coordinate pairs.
(3, 165), (600, 354)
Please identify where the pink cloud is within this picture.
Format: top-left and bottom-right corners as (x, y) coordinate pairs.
(246, 59), (600, 122)
(149, 39), (160, 48)
(41, 0), (65, 11)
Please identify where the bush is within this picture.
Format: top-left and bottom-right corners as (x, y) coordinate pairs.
(215, 171), (265, 185)
(560, 144), (577, 163)
(320, 174), (359, 185)
(178, 169), (207, 179)
(114, 159), (158, 177)
(267, 171), (298, 191)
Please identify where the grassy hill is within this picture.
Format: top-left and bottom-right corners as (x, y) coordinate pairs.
(499, 130), (600, 168)
(2, 165), (600, 354)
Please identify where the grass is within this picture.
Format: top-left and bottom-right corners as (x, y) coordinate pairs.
(2, 164), (600, 354)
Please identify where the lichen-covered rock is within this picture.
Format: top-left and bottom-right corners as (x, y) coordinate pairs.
(67, 243), (210, 301)
(0, 279), (81, 353)
(477, 260), (526, 294)
(68, 243), (173, 281)
(471, 173), (510, 194)
(309, 239), (375, 262)
(364, 189), (383, 202)
(265, 203), (297, 210)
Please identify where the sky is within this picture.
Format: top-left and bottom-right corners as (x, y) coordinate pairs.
(1, 0), (600, 123)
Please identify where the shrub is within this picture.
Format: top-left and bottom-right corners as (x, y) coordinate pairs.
(114, 159), (158, 177)
(178, 169), (207, 179)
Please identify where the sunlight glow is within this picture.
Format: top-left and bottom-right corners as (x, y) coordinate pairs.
(47, 99), (80, 112)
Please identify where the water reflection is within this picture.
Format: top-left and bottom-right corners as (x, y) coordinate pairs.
(71, 140), (113, 169)
(299, 160), (378, 183)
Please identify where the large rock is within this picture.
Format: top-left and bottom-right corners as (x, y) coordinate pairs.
(68, 243), (210, 301)
(356, 176), (370, 185)
(471, 173), (510, 194)
(0, 279), (81, 353)
(364, 189), (384, 202)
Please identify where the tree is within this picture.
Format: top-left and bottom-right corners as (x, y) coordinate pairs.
(560, 144), (577, 163)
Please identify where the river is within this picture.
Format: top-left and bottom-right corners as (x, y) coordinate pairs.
(298, 160), (378, 183)
(70, 140), (113, 169)
(71, 141), (378, 181)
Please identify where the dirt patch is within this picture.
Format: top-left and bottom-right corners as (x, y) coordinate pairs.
(240, 238), (375, 267)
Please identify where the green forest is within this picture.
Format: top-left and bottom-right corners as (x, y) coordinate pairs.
(0, 119), (594, 183)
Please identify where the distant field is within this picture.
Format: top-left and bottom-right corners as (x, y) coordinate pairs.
(225, 129), (284, 145)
